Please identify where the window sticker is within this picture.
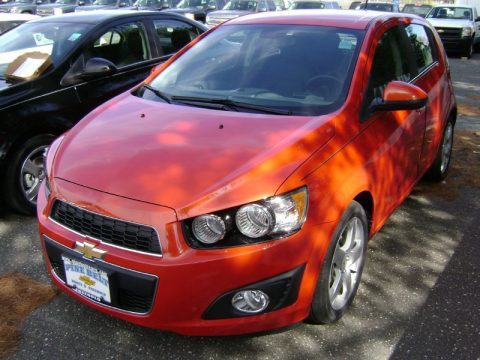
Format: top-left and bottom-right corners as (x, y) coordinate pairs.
(68, 33), (82, 42)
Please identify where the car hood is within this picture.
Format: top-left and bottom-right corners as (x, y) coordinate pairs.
(53, 93), (335, 219)
(208, 10), (251, 19)
(427, 18), (473, 28)
(0, 3), (28, 8)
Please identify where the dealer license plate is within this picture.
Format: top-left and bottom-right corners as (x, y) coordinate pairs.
(62, 256), (111, 303)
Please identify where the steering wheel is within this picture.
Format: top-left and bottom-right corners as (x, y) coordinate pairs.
(305, 75), (342, 101)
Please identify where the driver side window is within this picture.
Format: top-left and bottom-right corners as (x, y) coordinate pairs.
(85, 22), (150, 68)
(364, 26), (418, 112)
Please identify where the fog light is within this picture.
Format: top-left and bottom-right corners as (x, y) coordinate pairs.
(231, 290), (269, 314)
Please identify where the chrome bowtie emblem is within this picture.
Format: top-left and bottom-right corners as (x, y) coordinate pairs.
(74, 241), (106, 260)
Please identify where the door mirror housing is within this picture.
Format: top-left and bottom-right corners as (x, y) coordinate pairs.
(207, 4), (216, 10)
(161, 3), (170, 8)
(369, 81), (428, 113)
(81, 57), (117, 79)
(78, 0), (85, 5)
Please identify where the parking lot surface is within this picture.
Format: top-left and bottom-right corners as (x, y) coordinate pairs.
(1, 54), (479, 360)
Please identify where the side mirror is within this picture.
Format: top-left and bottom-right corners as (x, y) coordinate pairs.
(207, 4), (216, 9)
(161, 3), (170, 8)
(36, 0), (43, 4)
(119, 1), (127, 6)
(78, 0), (84, 4)
(81, 57), (117, 78)
(369, 81), (428, 113)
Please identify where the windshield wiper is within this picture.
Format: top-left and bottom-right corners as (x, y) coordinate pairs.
(142, 84), (171, 104)
(170, 95), (292, 115)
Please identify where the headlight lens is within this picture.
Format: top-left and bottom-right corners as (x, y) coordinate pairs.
(236, 204), (274, 238)
(184, 187), (308, 248)
(462, 27), (473, 37)
(192, 214), (226, 244)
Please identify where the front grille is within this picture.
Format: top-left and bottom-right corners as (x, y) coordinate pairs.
(50, 200), (161, 254)
(37, 9), (53, 15)
(435, 27), (462, 40)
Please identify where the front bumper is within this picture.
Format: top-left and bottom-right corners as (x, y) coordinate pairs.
(38, 179), (333, 335)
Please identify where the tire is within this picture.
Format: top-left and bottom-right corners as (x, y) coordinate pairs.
(463, 37), (474, 59)
(425, 120), (454, 182)
(308, 201), (368, 324)
(4, 134), (55, 215)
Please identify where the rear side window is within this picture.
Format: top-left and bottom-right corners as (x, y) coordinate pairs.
(405, 24), (436, 73)
(153, 19), (200, 55)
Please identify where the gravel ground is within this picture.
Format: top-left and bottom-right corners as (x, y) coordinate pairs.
(0, 54), (479, 360)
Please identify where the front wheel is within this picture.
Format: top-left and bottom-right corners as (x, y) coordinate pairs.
(308, 201), (368, 324)
(425, 120), (454, 182)
(4, 134), (55, 215)
(463, 37), (474, 59)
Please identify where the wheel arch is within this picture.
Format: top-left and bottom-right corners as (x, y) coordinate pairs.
(353, 191), (374, 235)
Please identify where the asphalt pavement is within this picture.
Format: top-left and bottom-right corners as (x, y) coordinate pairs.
(0, 53), (479, 360)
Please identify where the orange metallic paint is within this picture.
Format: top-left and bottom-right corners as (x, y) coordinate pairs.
(38, 11), (455, 335)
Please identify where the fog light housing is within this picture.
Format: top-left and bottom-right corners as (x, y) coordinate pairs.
(231, 290), (269, 314)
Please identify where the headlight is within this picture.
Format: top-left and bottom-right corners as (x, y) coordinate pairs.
(43, 147), (51, 198)
(184, 12), (195, 20)
(462, 27), (474, 37)
(183, 187), (308, 248)
(53, 7), (63, 14)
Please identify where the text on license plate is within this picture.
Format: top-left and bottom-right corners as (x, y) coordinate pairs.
(62, 256), (111, 303)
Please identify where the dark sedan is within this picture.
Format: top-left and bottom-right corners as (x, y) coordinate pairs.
(37, 0), (93, 16)
(206, 0), (276, 27)
(0, 0), (55, 14)
(74, 0), (131, 11)
(0, 10), (207, 214)
(165, 0), (226, 24)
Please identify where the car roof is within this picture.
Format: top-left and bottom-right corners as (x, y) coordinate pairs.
(228, 10), (411, 29)
(29, 9), (178, 24)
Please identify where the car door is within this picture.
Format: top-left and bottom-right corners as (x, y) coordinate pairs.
(403, 22), (444, 173)
(72, 19), (159, 113)
(361, 23), (424, 216)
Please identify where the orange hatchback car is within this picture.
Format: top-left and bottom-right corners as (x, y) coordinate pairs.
(38, 10), (456, 335)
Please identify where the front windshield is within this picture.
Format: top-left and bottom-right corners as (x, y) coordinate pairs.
(145, 24), (364, 116)
(0, 21), (93, 80)
(223, 0), (257, 10)
(176, 0), (208, 8)
(290, 1), (325, 9)
(427, 7), (472, 20)
(93, 0), (116, 5)
(56, 0), (77, 4)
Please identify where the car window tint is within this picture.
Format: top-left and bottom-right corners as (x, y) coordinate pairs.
(87, 22), (150, 68)
(365, 26), (417, 106)
(153, 19), (200, 55)
(405, 24), (436, 73)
